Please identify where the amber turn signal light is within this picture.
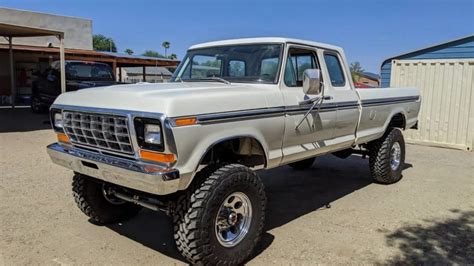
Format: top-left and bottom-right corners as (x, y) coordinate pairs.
(57, 133), (70, 144)
(174, 117), (197, 127)
(139, 150), (176, 163)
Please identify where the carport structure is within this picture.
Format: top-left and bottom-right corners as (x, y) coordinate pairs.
(0, 22), (66, 108)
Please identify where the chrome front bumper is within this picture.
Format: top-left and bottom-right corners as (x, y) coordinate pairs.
(47, 143), (180, 195)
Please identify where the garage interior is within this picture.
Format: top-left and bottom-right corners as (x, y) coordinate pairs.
(0, 22), (66, 108)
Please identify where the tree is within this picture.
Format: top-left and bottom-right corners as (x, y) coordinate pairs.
(349, 61), (365, 82)
(168, 53), (177, 60)
(162, 41), (170, 57)
(201, 60), (220, 68)
(142, 50), (164, 58)
(93, 34), (117, 52)
(124, 48), (134, 55)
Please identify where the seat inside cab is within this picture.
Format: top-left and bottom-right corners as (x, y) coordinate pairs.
(284, 48), (319, 87)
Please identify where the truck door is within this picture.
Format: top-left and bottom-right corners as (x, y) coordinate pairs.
(321, 51), (360, 148)
(280, 45), (336, 164)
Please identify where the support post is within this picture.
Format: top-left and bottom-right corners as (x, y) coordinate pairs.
(142, 66), (146, 82)
(118, 67), (122, 82)
(58, 34), (66, 93)
(8, 36), (15, 108)
(112, 60), (117, 77)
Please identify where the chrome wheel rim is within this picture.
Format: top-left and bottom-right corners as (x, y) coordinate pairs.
(215, 192), (252, 247)
(390, 142), (401, 171)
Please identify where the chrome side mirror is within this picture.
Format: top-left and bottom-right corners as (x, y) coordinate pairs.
(302, 69), (322, 95)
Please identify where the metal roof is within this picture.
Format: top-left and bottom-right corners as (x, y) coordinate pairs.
(0, 44), (180, 67)
(381, 35), (474, 66)
(100, 51), (179, 62)
(123, 67), (173, 75)
(0, 22), (63, 37)
(360, 71), (380, 80)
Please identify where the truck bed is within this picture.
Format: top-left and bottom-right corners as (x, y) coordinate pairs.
(355, 87), (421, 145)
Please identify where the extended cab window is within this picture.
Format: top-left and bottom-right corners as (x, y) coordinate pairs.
(324, 53), (345, 87)
(284, 48), (318, 87)
(229, 60), (245, 77)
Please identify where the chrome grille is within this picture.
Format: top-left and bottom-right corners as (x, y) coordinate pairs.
(62, 111), (134, 154)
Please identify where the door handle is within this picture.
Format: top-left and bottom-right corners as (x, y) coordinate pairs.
(299, 95), (333, 105)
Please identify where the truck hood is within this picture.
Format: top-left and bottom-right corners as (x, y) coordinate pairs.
(53, 82), (278, 117)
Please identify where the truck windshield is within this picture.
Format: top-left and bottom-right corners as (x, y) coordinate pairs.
(171, 44), (283, 84)
(66, 62), (115, 81)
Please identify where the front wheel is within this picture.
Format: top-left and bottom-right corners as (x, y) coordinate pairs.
(369, 128), (406, 184)
(173, 164), (266, 265)
(72, 173), (142, 224)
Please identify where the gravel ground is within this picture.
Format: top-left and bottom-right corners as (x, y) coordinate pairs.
(1, 108), (473, 265)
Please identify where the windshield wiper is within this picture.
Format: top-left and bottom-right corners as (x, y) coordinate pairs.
(196, 77), (231, 84)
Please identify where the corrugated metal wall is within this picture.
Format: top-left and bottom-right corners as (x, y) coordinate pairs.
(391, 59), (474, 151)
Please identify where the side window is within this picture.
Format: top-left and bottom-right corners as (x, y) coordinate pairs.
(284, 48), (318, 87)
(229, 60), (245, 77)
(324, 53), (346, 87)
(260, 57), (279, 81)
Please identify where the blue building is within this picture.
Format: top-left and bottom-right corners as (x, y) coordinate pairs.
(380, 35), (474, 88)
(379, 35), (474, 151)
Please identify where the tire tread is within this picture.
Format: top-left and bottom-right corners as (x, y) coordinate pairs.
(369, 128), (405, 184)
(173, 164), (266, 265)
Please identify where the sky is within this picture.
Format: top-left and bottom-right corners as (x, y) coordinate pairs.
(1, 0), (473, 73)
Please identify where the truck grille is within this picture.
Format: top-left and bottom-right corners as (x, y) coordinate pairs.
(62, 111), (134, 155)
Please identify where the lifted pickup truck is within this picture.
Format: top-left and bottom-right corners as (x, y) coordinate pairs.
(47, 38), (420, 265)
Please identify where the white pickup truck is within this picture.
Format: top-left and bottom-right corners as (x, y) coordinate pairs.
(47, 37), (420, 265)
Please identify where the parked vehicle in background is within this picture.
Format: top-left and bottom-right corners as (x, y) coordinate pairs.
(46, 38), (420, 265)
(31, 60), (118, 113)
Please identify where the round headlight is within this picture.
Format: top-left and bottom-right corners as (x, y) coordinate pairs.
(144, 124), (161, 145)
(54, 112), (63, 128)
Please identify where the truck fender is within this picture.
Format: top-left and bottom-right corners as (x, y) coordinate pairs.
(176, 129), (270, 190)
(383, 107), (407, 132)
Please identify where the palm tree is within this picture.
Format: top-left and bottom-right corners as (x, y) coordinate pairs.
(162, 41), (170, 57)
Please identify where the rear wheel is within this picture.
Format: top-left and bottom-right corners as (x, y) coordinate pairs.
(173, 164), (266, 265)
(72, 173), (142, 224)
(369, 128), (405, 184)
(288, 157), (315, 170)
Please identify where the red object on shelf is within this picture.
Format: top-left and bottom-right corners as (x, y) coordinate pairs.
(354, 82), (374, 88)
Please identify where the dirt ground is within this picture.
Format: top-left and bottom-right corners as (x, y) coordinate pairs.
(1, 108), (473, 265)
